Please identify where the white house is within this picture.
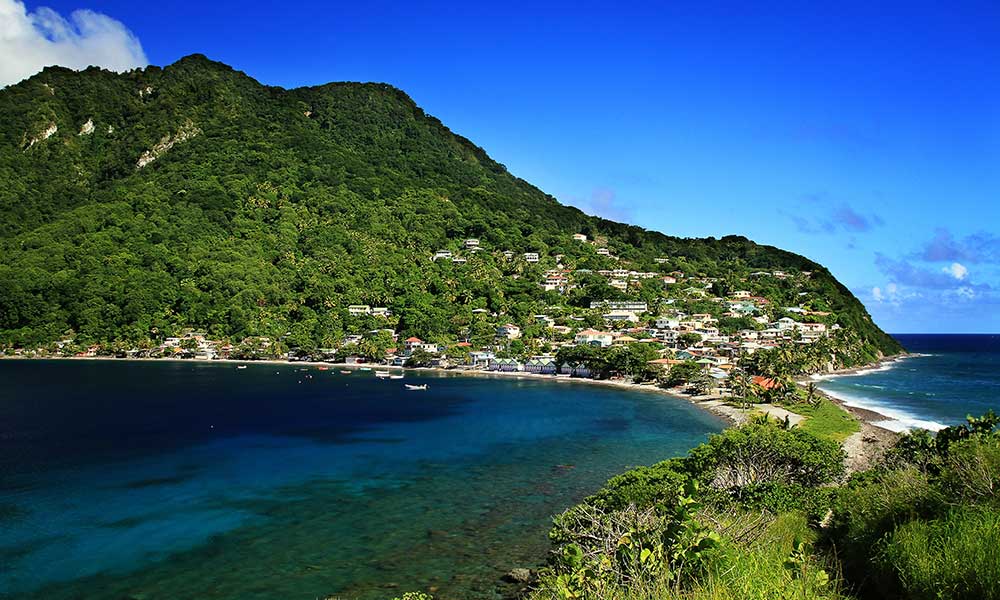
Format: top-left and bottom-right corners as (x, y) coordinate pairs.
(524, 252), (540, 263)
(596, 247), (611, 256)
(348, 305), (372, 316)
(604, 310), (640, 323)
(464, 238), (480, 249)
(655, 316), (680, 329)
(731, 290), (752, 299)
(497, 324), (522, 339)
(433, 250), (453, 260)
(574, 329), (614, 347)
(590, 301), (648, 312)
(573, 233), (588, 242)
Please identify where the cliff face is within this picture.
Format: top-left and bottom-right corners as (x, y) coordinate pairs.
(0, 55), (900, 361)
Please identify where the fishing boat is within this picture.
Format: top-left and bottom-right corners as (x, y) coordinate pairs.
(236, 365), (247, 370)
(374, 371), (391, 378)
(339, 370), (352, 375)
(389, 374), (404, 380)
(404, 384), (428, 391)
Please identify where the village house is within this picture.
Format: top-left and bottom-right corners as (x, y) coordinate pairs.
(469, 351), (495, 368)
(488, 357), (523, 372)
(371, 307), (391, 317)
(535, 315), (555, 328)
(609, 279), (628, 291)
(561, 362), (592, 378)
(731, 290), (752, 299)
(524, 357), (557, 374)
(591, 300), (648, 312)
(451, 257), (467, 265)
(464, 238), (480, 249)
(604, 310), (639, 323)
(433, 250), (452, 260)
(661, 276), (677, 285)
(497, 324), (522, 339)
(523, 252), (540, 263)
(574, 329), (614, 347)
(572, 233), (588, 242)
(348, 305), (372, 316)
(596, 247), (611, 256)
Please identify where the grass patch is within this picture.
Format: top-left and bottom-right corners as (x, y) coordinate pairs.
(786, 398), (860, 444)
(878, 506), (1000, 600)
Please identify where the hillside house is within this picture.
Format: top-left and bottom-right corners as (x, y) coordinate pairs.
(524, 252), (540, 263)
(574, 329), (614, 347)
(348, 305), (371, 316)
(573, 233), (588, 242)
(497, 324), (522, 339)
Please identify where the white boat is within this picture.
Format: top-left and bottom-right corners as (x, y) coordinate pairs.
(389, 374), (404, 380)
(404, 384), (428, 391)
(359, 367), (372, 371)
(236, 365), (247, 370)
(374, 371), (391, 378)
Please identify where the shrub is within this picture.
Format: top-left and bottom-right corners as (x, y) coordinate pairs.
(585, 459), (689, 512)
(939, 436), (1000, 503)
(734, 483), (838, 523)
(685, 420), (845, 492)
(878, 506), (1000, 600)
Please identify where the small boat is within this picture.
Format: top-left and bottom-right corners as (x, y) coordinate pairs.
(236, 365), (247, 370)
(374, 371), (391, 378)
(339, 370), (352, 375)
(389, 374), (404, 380)
(317, 366), (329, 371)
(359, 367), (372, 371)
(404, 384), (428, 391)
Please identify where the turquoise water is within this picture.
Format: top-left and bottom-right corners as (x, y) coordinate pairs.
(816, 334), (1000, 432)
(0, 360), (724, 599)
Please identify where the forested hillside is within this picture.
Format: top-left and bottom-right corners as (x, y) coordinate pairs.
(0, 55), (899, 361)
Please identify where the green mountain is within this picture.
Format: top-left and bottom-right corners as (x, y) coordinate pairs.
(0, 55), (899, 362)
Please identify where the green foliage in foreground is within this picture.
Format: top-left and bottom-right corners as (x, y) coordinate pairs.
(528, 411), (1000, 600)
(0, 55), (899, 363)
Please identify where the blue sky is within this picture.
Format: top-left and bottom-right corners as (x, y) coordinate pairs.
(7, 0), (1000, 333)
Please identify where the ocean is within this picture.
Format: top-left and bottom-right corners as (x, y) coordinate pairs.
(815, 334), (1000, 432)
(0, 360), (724, 600)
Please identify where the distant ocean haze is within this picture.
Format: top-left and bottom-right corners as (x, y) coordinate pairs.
(0, 360), (723, 600)
(815, 334), (1000, 432)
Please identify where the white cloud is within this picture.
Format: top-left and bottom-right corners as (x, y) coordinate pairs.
(0, 0), (147, 88)
(872, 286), (884, 302)
(942, 262), (968, 280)
(955, 286), (976, 300)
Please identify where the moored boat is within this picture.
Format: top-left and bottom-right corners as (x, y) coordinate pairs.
(404, 384), (428, 390)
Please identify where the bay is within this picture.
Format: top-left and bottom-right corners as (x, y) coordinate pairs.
(0, 360), (723, 600)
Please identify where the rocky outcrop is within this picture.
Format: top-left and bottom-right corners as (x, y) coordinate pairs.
(136, 120), (201, 168)
(24, 122), (57, 149)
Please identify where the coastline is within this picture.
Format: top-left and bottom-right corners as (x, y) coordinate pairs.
(0, 354), (739, 427)
(2, 354), (908, 464)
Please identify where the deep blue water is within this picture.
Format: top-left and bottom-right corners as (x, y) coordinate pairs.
(816, 334), (1000, 432)
(0, 360), (724, 600)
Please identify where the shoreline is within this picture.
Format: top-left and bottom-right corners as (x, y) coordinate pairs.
(2, 354), (746, 424)
(4, 353), (911, 475)
(803, 352), (946, 433)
